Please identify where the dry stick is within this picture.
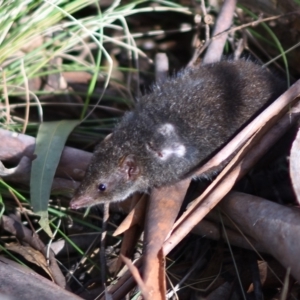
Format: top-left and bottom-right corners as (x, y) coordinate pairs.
(163, 101), (300, 257)
(20, 59), (30, 134)
(101, 203), (110, 296)
(202, 0), (237, 64)
(107, 262), (143, 300)
(2, 71), (10, 124)
(213, 11), (299, 41)
(188, 0), (210, 65)
(9, 189), (36, 234)
(121, 255), (150, 300)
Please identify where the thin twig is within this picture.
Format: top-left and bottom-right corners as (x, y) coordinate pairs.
(2, 71), (10, 125)
(101, 203), (110, 292)
(20, 59), (30, 134)
(9, 189), (36, 234)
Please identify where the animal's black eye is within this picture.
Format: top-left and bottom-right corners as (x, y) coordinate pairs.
(98, 183), (106, 192)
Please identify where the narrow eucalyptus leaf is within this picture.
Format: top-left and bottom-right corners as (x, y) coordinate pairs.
(30, 120), (80, 236)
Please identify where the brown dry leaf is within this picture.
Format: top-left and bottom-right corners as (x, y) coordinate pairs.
(290, 126), (300, 203)
(110, 194), (147, 274)
(113, 194), (148, 236)
(142, 179), (190, 299)
(6, 243), (54, 281)
(110, 224), (143, 276)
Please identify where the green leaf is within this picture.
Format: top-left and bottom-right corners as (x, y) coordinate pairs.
(30, 120), (80, 237)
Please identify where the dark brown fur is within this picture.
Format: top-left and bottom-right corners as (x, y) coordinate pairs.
(70, 60), (285, 209)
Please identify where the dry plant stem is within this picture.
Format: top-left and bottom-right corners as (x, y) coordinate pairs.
(163, 99), (300, 256)
(233, 37), (245, 60)
(210, 16), (254, 44)
(213, 12), (297, 42)
(120, 255), (150, 299)
(20, 59), (30, 134)
(9, 189), (36, 234)
(187, 0), (210, 65)
(0, 215), (67, 289)
(2, 71), (10, 124)
(101, 203), (109, 290)
(203, 0), (237, 64)
(105, 259), (143, 299)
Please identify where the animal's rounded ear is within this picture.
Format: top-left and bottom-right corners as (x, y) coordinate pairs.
(119, 154), (140, 180)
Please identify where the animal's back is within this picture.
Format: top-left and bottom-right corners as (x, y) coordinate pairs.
(140, 60), (283, 145)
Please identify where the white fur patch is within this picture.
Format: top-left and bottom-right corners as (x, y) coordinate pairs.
(148, 123), (186, 160)
(158, 123), (175, 135)
(160, 143), (186, 160)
